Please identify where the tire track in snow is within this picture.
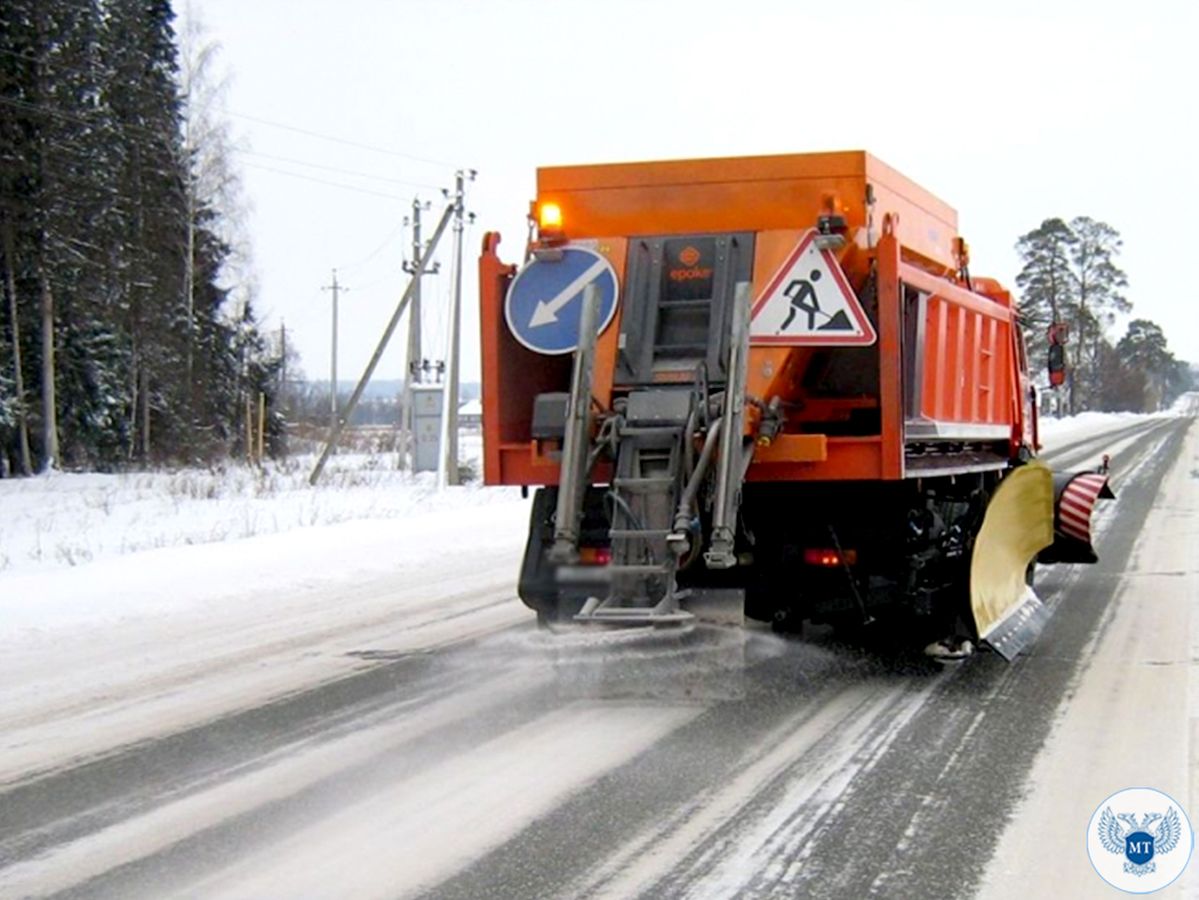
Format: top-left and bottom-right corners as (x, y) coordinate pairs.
(422, 417), (1188, 900)
(719, 416), (1190, 899)
(0, 571), (523, 784)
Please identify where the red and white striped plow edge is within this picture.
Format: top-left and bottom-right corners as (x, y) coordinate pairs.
(1058, 473), (1110, 543)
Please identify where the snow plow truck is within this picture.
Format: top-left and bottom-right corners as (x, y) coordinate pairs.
(478, 151), (1112, 659)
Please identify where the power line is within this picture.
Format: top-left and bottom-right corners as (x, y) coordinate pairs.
(0, 95), (443, 204)
(229, 110), (455, 169)
(0, 45), (458, 172)
(338, 273), (395, 293)
(240, 162), (408, 201)
(233, 148), (442, 191)
(336, 219), (408, 272)
(0, 97), (452, 190)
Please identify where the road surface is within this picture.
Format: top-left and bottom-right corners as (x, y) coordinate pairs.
(1, 408), (1195, 898)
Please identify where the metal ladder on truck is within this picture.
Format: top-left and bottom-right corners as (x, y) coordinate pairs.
(550, 281), (754, 625)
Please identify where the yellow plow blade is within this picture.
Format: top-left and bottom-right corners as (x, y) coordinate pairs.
(970, 462), (1055, 659)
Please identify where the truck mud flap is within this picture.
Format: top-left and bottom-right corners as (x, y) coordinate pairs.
(1037, 471), (1115, 565)
(969, 462), (1055, 660)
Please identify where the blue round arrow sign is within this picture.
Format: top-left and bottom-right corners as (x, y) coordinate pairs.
(504, 246), (619, 355)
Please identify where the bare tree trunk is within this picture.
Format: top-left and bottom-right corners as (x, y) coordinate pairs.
(2, 218), (32, 474)
(127, 344), (139, 460)
(39, 268), (58, 470)
(184, 180), (196, 441)
(140, 363), (150, 461)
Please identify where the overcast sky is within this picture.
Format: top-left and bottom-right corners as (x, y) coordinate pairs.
(190, 0), (1199, 386)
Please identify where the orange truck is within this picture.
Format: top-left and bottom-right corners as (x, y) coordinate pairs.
(479, 151), (1111, 659)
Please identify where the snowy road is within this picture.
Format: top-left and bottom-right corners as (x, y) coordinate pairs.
(1, 409), (1196, 898)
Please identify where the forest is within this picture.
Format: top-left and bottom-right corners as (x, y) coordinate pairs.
(0, 0), (280, 476)
(1015, 216), (1192, 415)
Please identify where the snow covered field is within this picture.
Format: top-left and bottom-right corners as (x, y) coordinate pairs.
(0, 434), (498, 578)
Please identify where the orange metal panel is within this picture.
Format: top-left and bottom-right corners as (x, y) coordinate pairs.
(925, 296), (946, 419)
(901, 263), (1016, 428)
(497, 443), (561, 485)
(747, 438), (883, 482)
(754, 434), (828, 464)
(539, 151), (958, 270)
(588, 238), (627, 411)
(970, 312), (982, 421)
(953, 305), (966, 420)
(479, 232), (517, 485)
(900, 264), (1015, 321)
(983, 317), (997, 421)
(876, 229), (904, 479)
(863, 155), (957, 269)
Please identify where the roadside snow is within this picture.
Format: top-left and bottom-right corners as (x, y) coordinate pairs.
(1039, 410), (1157, 450)
(1037, 393), (1193, 450)
(0, 434), (532, 640)
(0, 439), (498, 578)
(0, 496), (527, 635)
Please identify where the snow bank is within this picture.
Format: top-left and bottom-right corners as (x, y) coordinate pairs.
(1037, 405), (1186, 451)
(0, 435), (529, 634)
(0, 439), (503, 577)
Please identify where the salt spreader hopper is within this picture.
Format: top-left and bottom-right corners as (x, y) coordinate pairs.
(478, 151), (1112, 659)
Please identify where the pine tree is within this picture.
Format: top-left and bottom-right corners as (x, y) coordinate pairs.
(102, 0), (189, 462)
(1116, 319), (1175, 411)
(1, 2), (39, 474)
(1014, 218), (1076, 394)
(1068, 216), (1129, 412)
(0, 0), (121, 469)
(1015, 216), (1131, 414)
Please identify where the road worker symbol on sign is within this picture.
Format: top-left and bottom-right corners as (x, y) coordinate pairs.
(750, 230), (877, 346)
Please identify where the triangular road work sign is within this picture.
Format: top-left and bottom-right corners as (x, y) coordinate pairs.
(750, 230), (877, 346)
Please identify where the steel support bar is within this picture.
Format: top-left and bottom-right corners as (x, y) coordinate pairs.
(671, 416), (722, 543)
(705, 281), (751, 569)
(547, 283), (601, 563)
(877, 227), (905, 480)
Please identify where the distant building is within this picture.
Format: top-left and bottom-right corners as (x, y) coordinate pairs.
(459, 399), (482, 428)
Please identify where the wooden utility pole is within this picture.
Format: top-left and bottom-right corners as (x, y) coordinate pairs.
(321, 270), (348, 441)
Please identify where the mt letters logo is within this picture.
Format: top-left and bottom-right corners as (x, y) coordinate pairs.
(1087, 787), (1193, 892)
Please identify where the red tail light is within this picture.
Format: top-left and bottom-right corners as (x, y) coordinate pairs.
(578, 546), (612, 565)
(803, 548), (857, 567)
